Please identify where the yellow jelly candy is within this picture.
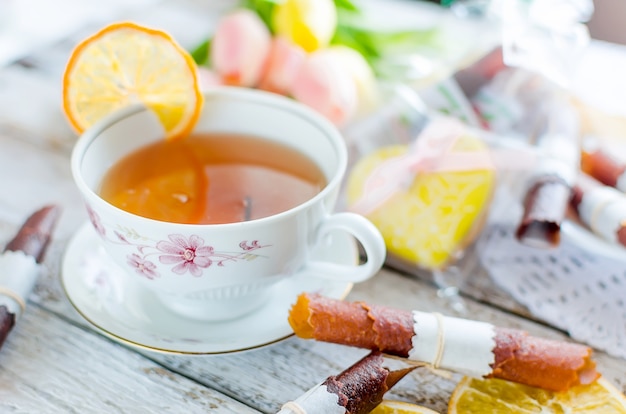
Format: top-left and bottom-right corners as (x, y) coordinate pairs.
(346, 136), (495, 270)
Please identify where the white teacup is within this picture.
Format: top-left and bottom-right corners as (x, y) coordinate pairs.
(71, 87), (386, 321)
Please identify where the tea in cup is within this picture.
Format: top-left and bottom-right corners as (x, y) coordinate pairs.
(71, 87), (386, 321)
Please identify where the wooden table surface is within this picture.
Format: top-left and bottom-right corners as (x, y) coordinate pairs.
(0, 1), (625, 413)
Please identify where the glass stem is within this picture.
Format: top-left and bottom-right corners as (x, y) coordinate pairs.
(432, 266), (468, 314)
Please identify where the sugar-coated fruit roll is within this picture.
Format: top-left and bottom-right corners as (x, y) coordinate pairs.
(288, 293), (599, 392)
(278, 351), (415, 414)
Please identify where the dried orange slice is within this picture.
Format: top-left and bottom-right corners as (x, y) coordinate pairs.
(97, 137), (208, 224)
(371, 400), (440, 413)
(448, 376), (626, 413)
(63, 22), (203, 140)
(101, 167), (206, 224)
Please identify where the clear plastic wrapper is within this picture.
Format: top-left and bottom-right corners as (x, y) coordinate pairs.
(500, 0), (593, 88)
(340, 64), (586, 313)
(335, 0), (595, 312)
(341, 86), (503, 312)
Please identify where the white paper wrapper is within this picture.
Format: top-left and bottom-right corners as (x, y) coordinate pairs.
(278, 384), (345, 414)
(578, 186), (626, 243)
(616, 172), (626, 194)
(0, 250), (40, 315)
(530, 157), (577, 186)
(530, 133), (579, 186)
(408, 311), (496, 377)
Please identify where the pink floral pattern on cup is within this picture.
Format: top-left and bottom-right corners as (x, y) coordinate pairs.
(157, 235), (215, 277)
(86, 204), (106, 237)
(85, 205), (271, 279)
(127, 253), (159, 279)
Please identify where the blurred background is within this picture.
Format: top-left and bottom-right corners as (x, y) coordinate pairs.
(587, 0), (626, 44)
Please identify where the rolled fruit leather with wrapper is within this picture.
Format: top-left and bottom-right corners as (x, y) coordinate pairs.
(570, 173), (626, 248)
(289, 293), (600, 393)
(278, 351), (416, 414)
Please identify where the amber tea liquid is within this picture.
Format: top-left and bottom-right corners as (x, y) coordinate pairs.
(99, 133), (327, 224)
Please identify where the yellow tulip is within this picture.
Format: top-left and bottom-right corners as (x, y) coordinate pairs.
(271, 0), (337, 52)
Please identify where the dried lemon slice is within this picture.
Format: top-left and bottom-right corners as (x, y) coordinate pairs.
(63, 22), (203, 140)
(371, 400), (440, 414)
(448, 376), (626, 413)
(346, 136), (495, 270)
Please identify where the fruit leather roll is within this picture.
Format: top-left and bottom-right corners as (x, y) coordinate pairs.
(581, 147), (626, 193)
(289, 293), (599, 392)
(0, 205), (60, 349)
(570, 173), (626, 247)
(515, 95), (580, 249)
(516, 176), (572, 248)
(278, 351), (415, 414)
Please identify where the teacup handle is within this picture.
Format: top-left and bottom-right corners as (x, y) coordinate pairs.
(303, 212), (386, 283)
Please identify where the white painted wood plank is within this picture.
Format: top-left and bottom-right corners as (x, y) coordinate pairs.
(0, 306), (259, 413)
(0, 134), (84, 238)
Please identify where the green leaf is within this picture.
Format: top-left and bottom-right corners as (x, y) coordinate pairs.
(190, 38), (212, 66)
(331, 20), (441, 78)
(242, 0), (278, 32)
(331, 26), (380, 64)
(334, 0), (361, 12)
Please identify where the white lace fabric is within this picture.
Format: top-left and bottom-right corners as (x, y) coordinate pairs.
(477, 221), (626, 359)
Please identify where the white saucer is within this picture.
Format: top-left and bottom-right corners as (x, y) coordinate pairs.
(61, 223), (356, 355)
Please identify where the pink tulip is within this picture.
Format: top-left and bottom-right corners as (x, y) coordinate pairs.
(290, 49), (358, 126)
(210, 9), (271, 87)
(258, 36), (306, 95)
